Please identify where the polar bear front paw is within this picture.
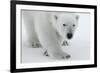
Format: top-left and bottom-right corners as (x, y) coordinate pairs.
(32, 42), (42, 48)
(53, 51), (71, 59)
(62, 54), (70, 59)
(44, 50), (71, 59)
(62, 41), (69, 46)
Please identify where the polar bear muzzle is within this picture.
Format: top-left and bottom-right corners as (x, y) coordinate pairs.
(67, 33), (73, 39)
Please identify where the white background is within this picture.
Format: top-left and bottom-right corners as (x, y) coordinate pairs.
(0, 0), (99, 73)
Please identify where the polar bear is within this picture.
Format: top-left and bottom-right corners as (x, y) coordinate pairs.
(22, 11), (79, 59)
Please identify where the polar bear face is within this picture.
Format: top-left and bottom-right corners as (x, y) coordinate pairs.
(54, 13), (79, 40)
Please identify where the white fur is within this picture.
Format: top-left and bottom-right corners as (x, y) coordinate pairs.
(22, 11), (79, 59)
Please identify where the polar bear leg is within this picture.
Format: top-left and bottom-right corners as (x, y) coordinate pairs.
(22, 11), (42, 48)
(36, 27), (70, 59)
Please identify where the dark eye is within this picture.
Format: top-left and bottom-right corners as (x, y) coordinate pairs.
(63, 24), (67, 26)
(73, 24), (75, 27)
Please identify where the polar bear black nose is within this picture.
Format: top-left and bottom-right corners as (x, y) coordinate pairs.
(67, 33), (73, 39)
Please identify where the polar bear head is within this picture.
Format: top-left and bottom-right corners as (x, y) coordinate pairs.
(52, 13), (79, 40)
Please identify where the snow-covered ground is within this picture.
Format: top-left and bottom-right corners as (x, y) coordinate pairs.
(22, 12), (90, 63)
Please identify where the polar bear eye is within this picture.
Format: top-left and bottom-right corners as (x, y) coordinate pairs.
(73, 24), (75, 27)
(63, 24), (67, 26)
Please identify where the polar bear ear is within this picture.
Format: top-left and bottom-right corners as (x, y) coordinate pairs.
(76, 15), (79, 20)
